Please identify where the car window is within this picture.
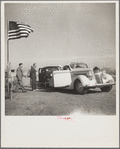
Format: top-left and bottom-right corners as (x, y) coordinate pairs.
(63, 66), (70, 70)
(46, 68), (52, 73)
(40, 67), (60, 73)
(76, 64), (87, 68)
(44, 67), (58, 73)
(41, 69), (46, 73)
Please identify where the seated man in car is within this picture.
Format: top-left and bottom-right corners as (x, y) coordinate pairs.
(57, 65), (62, 70)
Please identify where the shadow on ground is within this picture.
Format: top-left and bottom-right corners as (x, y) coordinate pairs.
(39, 87), (102, 95)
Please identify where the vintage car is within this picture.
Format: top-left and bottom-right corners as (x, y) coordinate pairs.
(39, 62), (115, 95)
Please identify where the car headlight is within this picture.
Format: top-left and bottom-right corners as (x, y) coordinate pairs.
(87, 71), (93, 77)
(106, 79), (114, 83)
(87, 71), (93, 80)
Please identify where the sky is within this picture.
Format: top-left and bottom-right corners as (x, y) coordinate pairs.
(4, 2), (116, 70)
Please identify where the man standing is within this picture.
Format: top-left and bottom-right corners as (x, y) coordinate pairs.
(30, 63), (37, 91)
(14, 63), (27, 93)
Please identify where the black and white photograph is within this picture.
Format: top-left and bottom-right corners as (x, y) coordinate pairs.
(1, 1), (119, 148)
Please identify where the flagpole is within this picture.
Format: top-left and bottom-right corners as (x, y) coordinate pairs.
(7, 20), (9, 63)
(7, 20), (12, 100)
(6, 20), (10, 99)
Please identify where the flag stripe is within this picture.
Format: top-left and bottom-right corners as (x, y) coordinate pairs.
(8, 34), (29, 40)
(8, 31), (29, 37)
(8, 32), (29, 37)
(8, 21), (33, 40)
(9, 28), (32, 33)
(9, 30), (30, 35)
(16, 22), (31, 27)
(17, 24), (33, 31)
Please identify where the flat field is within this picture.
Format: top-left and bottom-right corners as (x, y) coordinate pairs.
(5, 78), (116, 116)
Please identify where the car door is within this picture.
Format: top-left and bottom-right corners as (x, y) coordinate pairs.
(39, 68), (46, 82)
(53, 70), (72, 87)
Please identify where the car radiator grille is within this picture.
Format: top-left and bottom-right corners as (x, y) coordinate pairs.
(95, 73), (103, 84)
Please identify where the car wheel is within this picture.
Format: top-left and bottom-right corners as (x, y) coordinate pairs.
(74, 80), (87, 95)
(101, 85), (112, 92)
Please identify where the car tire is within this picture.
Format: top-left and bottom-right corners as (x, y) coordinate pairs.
(101, 85), (112, 92)
(74, 80), (87, 95)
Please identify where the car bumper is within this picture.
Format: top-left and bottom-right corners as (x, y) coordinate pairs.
(84, 82), (115, 88)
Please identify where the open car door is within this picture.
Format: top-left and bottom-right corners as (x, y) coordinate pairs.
(51, 70), (72, 87)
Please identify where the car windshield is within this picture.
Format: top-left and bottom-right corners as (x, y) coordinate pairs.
(70, 63), (88, 69)
(45, 67), (58, 73)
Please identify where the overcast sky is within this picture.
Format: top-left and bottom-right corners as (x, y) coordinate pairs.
(5, 2), (116, 70)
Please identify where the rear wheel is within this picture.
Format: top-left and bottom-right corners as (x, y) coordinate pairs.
(74, 80), (87, 95)
(101, 85), (112, 92)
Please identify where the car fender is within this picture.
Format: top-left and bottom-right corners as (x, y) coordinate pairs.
(103, 73), (114, 83)
(73, 75), (91, 87)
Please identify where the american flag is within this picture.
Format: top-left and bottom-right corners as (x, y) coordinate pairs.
(8, 21), (34, 40)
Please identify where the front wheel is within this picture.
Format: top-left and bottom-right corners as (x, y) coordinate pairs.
(74, 80), (87, 95)
(101, 85), (112, 92)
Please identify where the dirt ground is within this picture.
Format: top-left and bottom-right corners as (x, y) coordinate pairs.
(5, 78), (116, 116)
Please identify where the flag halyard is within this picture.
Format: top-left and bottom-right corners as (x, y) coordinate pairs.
(8, 21), (33, 40)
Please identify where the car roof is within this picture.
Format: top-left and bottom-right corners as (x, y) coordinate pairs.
(70, 62), (87, 65)
(40, 66), (58, 69)
(63, 62), (87, 66)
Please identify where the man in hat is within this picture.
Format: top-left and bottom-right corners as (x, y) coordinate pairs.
(14, 63), (27, 93)
(30, 63), (37, 91)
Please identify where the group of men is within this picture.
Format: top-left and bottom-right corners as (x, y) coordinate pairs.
(14, 63), (37, 93)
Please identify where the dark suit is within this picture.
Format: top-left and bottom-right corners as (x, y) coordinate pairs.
(30, 66), (36, 90)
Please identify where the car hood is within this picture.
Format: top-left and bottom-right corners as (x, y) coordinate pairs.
(71, 67), (93, 72)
